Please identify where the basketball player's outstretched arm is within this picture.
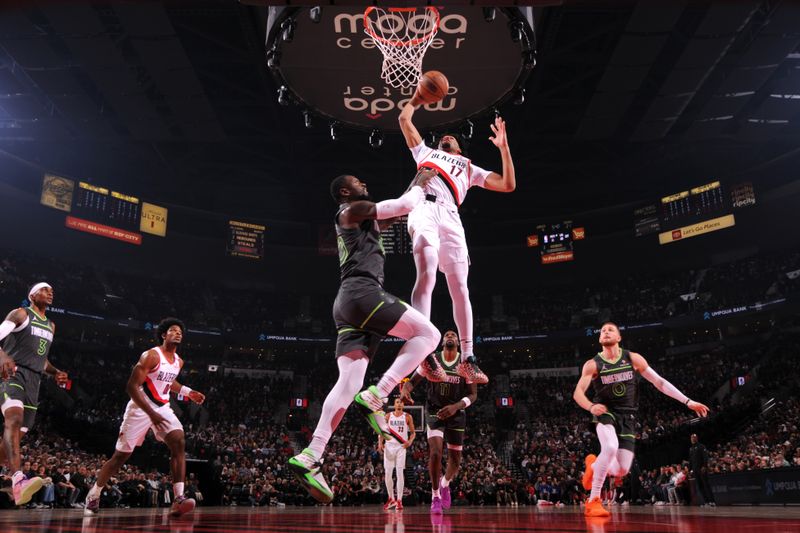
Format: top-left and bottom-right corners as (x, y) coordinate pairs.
(126, 350), (169, 429)
(339, 169), (436, 227)
(631, 353), (709, 417)
(170, 378), (206, 404)
(483, 117), (516, 193)
(398, 102), (423, 148)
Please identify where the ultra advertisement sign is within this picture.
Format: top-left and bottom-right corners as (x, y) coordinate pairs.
(269, 7), (532, 131)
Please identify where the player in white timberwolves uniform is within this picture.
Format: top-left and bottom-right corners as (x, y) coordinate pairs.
(378, 398), (415, 511)
(84, 318), (205, 517)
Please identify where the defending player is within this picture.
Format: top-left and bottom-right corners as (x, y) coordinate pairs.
(84, 318), (205, 517)
(401, 330), (477, 514)
(288, 170), (443, 504)
(398, 101), (515, 384)
(378, 398), (415, 511)
(573, 322), (709, 517)
(0, 282), (68, 506)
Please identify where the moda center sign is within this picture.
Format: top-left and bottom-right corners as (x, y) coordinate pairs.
(266, 6), (534, 131)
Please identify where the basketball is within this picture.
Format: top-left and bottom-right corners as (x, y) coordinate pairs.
(415, 71), (449, 105)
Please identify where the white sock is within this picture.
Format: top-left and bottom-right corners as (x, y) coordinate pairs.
(309, 355), (369, 458)
(441, 476), (450, 488)
(12, 471), (24, 484)
(432, 488), (440, 498)
(173, 482), (184, 498)
(88, 483), (102, 499)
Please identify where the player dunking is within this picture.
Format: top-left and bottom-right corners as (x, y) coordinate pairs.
(84, 318), (205, 517)
(573, 322), (709, 517)
(288, 169), (443, 503)
(401, 330), (477, 514)
(378, 398), (415, 511)
(398, 102), (516, 384)
(0, 282), (69, 506)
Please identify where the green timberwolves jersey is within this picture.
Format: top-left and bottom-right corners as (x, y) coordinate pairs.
(426, 351), (470, 410)
(2, 307), (54, 374)
(591, 349), (638, 412)
(335, 204), (386, 286)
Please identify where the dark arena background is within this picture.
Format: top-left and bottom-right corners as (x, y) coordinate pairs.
(0, 1), (799, 532)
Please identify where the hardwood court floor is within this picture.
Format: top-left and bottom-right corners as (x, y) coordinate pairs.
(0, 504), (798, 533)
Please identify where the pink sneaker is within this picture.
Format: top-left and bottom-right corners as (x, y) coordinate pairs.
(440, 478), (451, 509)
(170, 495), (196, 517)
(456, 358), (488, 384)
(13, 475), (43, 506)
(430, 496), (443, 514)
(419, 355), (447, 382)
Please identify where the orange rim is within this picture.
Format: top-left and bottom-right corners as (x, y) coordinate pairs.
(363, 6), (440, 48)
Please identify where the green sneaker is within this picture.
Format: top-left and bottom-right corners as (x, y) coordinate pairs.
(354, 386), (406, 444)
(288, 448), (333, 503)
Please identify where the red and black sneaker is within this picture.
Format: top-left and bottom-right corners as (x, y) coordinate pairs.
(419, 354), (447, 382)
(456, 356), (488, 384)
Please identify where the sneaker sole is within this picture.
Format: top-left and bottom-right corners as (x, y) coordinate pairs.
(170, 498), (196, 517)
(288, 459), (333, 503)
(15, 478), (43, 506)
(354, 394), (399, 442)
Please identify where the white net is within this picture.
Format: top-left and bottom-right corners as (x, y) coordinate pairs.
(363, 7), (440, 89)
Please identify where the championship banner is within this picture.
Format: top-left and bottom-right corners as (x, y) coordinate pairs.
(140, 202), (168, 237)
(658, 214), (735, 245)
(541, 251), (573, 264)
(66, 216), (142, 245)
(40, 174), (75, 212)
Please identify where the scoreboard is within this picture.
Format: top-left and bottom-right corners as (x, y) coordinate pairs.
(41, 174), (168, 244)
(633, 181), (756, 244)
(635, 179), (756, 243)
(528, 221), (585, 264)
(380, 217), (412, 255)
(74, 182), (141, 232)
(660, 181), (725, 223)
(227, 220), (265, 259)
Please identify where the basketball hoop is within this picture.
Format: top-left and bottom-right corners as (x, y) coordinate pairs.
(363, 7), (440, 89)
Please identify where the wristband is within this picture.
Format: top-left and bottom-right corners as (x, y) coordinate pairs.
(684, 398), (691, 406)
(461, 397), (472, 408)
(180, 386), (193, 397)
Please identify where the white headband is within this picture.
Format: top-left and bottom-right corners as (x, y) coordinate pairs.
(29, 282), (52, 300)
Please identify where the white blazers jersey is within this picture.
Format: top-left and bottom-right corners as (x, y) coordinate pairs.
(411, 141), (491, 206)
(388, 412), (410, 445)
(140, 347), (181, 407)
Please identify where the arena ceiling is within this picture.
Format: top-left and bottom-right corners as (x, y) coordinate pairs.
(2, 0), (800, 226)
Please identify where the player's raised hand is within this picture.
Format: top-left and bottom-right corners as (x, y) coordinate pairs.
(687, 400), (709, 418)
(489, 116), (508, 149)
